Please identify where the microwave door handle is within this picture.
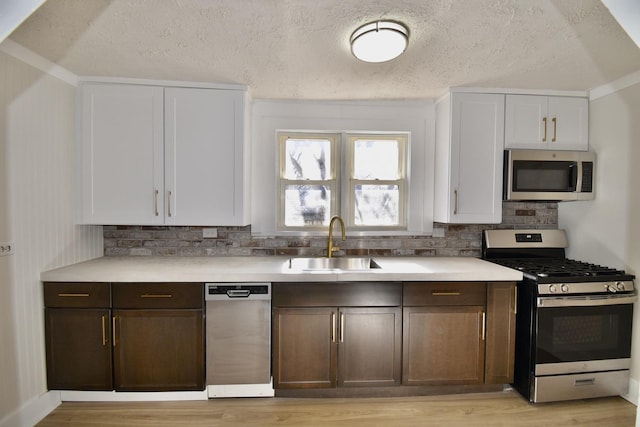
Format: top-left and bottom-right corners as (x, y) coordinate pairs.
(567, 162), (578, 192)
(575, 161), (583, 192)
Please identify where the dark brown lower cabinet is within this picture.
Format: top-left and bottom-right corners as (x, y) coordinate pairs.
(403, 306), (485, 385)
(113, 309), (204, 391)
(44, 281), (204, 392)
(273, 306), (401, 389)
(45, 308), (113, 390)
(44, 282), (112, 391)
(273, 307), (337, 389)
(402, 282), (516, 387)
(485, 282), (517, 384)
(272, 282), (402, 390)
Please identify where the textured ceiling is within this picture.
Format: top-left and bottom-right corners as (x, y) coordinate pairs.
(8, 0), (640, 100)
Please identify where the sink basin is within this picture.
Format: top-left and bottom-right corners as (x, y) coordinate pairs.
(288, 257), (381, 271)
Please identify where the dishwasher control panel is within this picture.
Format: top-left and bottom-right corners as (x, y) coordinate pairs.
(205, 282), (271, 300)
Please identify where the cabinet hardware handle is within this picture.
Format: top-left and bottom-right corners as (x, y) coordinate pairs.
(140, 294), (173, 298)
(57, 293), (90, 297)
(432, 291), (461, 296)
(154, 189), (159, 216)
(101, 315), (107, 347)
(331, 313), (336, 343)
(167, 190), (172, 217)
(339, 313), (345, 343)
(542, 117), (547, 142)
(453, 189), (458, 215)
(575, 378), (596, 386)
(112, 316), (117, 347)
(514, 286), (518, 315)
(552, 117), (557, 142)
(481, 311), (486, 341)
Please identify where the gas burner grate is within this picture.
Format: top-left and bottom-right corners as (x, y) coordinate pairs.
(492, 258), (626, 279)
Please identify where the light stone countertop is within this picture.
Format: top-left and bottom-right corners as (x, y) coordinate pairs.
(40, 256), (522, 283)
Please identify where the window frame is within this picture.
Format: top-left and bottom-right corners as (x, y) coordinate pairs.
(344, 133), (409, 231)
(276, 132), (340, 231)
(276, 130), (409, 233)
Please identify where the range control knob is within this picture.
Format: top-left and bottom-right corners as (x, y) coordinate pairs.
(616, 282), (626, 292)
(560, 284), (570, 293)
(548, 284), (558, 293)
(606, 284), (618, 293)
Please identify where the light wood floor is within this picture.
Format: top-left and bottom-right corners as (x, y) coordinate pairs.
(38, 391), (636, 427)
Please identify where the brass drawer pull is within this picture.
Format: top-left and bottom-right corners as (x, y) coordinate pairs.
(101, 315), (107, 347)
(431, 291), (461, 296)
(331, 313), (336, 343)
(140, 294), (173, 298)
(112, 316), (117, 347)
(57, 293), (90, 297)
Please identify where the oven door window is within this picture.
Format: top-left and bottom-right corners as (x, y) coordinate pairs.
(512, 160), (577, 192)
(536, 304), (633, 363)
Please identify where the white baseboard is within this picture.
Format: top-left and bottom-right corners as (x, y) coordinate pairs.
(58, 390), (208, 402)
(0, 391), (61, 427)
(207, 382), (274, 398)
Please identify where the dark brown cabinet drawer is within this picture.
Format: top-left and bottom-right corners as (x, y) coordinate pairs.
(112, 283), (203, 309)
(44, 282), (110, 308)
(273, 282), (401, 307)
(403, 282), (486, 306)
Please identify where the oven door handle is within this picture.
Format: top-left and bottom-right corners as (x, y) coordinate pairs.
(538, 295), (637, 308)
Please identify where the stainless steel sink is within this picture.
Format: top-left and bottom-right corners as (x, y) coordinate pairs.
(288, 257), (381, 271)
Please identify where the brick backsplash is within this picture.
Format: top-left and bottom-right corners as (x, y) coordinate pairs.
(103, 202), (557, 257)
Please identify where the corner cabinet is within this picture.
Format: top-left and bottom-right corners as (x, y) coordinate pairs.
(434, 92), (505, 224)
(402, 282), (516, 386)
(79, 82), (250, 226)
(504, 95), (588, 151)
(272, 282), (402, 390)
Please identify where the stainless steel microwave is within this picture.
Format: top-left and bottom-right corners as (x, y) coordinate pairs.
(503, 149), (595, 201)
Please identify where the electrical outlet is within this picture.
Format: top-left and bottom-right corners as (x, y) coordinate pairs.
(0, 242), (15, 256)
(202, 228), (218, 239)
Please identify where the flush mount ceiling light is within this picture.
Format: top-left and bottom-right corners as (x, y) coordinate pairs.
(350, 20), (409, 63)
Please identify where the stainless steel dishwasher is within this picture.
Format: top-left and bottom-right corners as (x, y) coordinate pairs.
(205, 282), (273, 398)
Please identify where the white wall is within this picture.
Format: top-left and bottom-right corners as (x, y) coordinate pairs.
(251, 99), (435, 236)
(0, 48), (103, 427)
(559, 77), (640, 401)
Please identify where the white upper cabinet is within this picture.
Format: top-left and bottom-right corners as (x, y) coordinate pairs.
(504, 95), (588, 151)
(80, 84), (164, 225)
(434, 92), (505, 224)
(79, 82), (250, 226)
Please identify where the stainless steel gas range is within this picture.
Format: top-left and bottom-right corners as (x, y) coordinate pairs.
(482, 229), (637, 403)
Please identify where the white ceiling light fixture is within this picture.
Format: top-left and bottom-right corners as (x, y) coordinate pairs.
(350, 20), (409, 63)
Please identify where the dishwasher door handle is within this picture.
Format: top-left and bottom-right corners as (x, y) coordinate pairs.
(226, 289), (251, 298)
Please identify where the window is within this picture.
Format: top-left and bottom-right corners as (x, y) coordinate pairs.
(277, 131), (408, 232)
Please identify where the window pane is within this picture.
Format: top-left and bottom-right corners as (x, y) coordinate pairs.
(284, 138), (331, 180)
(354, 185), (399, 225)
(353, 139), (399, 180)
(284, 185), (331, 226)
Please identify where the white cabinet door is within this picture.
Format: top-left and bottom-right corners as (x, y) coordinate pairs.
(164, 88), (248, 225)
(504, 95), (547, 149)
(548, 97), (588, 150)
(80, 84), (164, 225)
(80, 83), (249, 226)
(434, 93), (504, 224)
(505, 95), (588, 150)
